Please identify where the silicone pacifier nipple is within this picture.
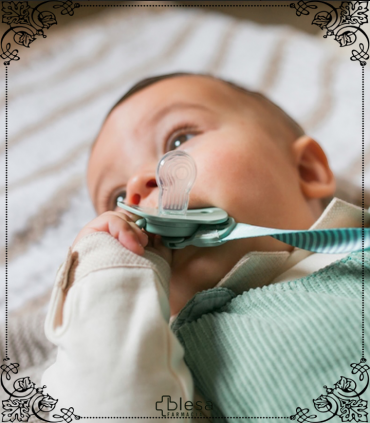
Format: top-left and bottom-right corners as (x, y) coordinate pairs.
(156, 150), (197, 215)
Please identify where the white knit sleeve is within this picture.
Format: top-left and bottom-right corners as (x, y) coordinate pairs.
(41, 232), (193, 421)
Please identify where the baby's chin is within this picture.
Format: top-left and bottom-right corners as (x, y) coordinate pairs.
(170, 241), (244, 284)
(168, 243), (243, 315)
(170, 244), (198, 267)
(169, 236), (291, 289)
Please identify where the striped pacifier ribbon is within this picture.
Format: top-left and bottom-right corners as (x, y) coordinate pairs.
(220, 224), (370, 254)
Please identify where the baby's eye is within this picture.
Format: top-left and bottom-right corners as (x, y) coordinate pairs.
(167, 133), (195, 151)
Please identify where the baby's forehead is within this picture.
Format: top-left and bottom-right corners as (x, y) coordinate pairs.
(98, 74), (302, 156)
(122, 76), (255, 115)
(105, 75), (264, 132)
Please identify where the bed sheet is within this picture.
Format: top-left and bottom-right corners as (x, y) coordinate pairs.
(0, 6), (369, 316)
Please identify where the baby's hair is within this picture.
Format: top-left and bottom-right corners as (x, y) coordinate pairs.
(91, 72), (305, 152)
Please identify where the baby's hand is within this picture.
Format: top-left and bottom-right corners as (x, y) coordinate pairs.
(71, 211), (172, 265)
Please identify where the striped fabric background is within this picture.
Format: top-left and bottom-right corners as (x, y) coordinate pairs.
(0, 6), (369, 316)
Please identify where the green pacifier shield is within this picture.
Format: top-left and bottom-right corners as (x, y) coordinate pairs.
(116, 202), (229, 238)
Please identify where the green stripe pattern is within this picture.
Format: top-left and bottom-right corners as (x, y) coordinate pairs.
(172, 251), (370, 421)
(223, 226), (370, 254)
(272, 228), (369, 253)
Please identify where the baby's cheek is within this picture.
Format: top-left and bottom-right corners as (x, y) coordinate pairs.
(190, 137), (287, 216)
(195, 162), (258, 213)
(222, 168), (286, 223)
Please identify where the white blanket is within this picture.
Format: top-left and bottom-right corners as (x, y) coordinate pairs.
(0, 6), (369, 314)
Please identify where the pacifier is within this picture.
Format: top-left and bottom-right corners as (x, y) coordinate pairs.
(117, 151), (235, 247)
(157, 150), (197, 215)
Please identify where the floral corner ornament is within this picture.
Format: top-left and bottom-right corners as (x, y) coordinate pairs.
(291, 1), (369, 66)
(0, 362), (80, 422)
(1, 1), (80, 66)
(290, 359), (370, 423)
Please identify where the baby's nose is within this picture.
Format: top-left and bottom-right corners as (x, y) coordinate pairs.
(126, 172), (158, 206)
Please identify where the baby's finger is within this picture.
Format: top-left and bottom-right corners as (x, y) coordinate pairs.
(117, 228), (145, 256)
(107, 218), (145, 255)
(113, 209), (141, 223)
(109, 212), (148, 247)
(127, 221), (149, 247)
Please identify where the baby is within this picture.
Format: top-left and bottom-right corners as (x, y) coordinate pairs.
(41, 73), (370, 421)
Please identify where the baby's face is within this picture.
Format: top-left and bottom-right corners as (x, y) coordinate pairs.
(88, 75), (317, 313)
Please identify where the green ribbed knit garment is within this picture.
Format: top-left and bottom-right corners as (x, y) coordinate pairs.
(172, 251), (370, 422)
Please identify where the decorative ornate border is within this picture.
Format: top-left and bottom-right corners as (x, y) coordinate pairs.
(290, 359), (369, 422)
(1, 1), (80, 65)
(1, 1), (369, 66)
(291, 0), (369, 66)
(1, 362), (80, 422)
(1, 1), (369, 422)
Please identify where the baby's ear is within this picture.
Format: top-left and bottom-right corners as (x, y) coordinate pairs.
(292, 135), (336, 199)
